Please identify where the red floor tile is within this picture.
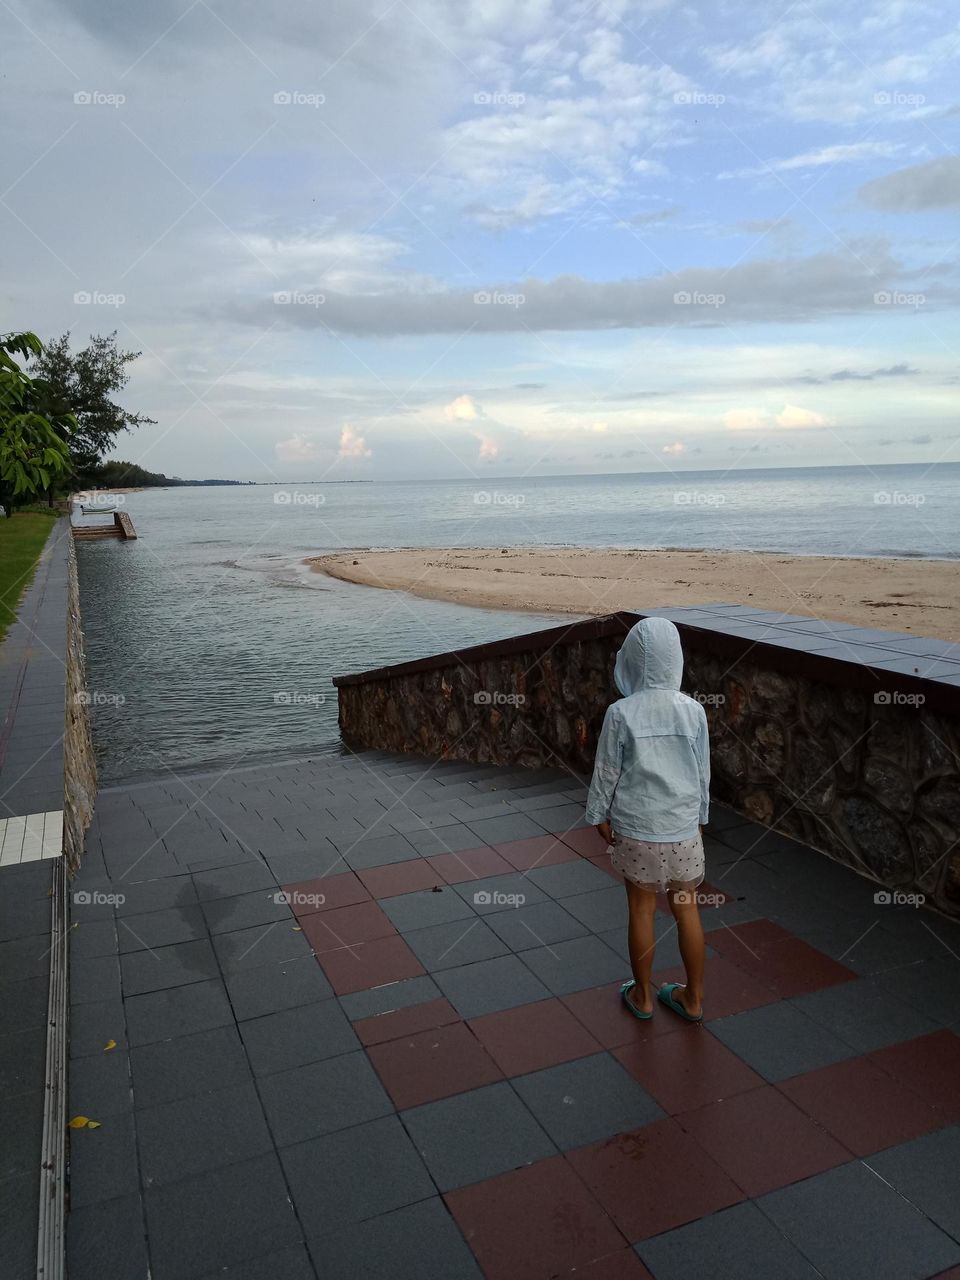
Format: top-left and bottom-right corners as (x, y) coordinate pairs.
(778, 1056), (949, 1157)
(445, 1154), (626, 1280)
(299, 900), (396, 953)
(468, 998), (602, 1076)
(679, 1085), (850, 1196)
(315, 933), (424, 995)
(868, 1031), (960, 1121)
(588, 856), (622, 881)
(560, 984), (681, 1050)
(705, 918), (856, 998)
(567, 1118), (744, 1242)
(567, 1251), (654, 1279)
(357, 859), (444, 898)
(281, 871), (369, 917)
(494, 834), (580, 871)
(426, 846), (513, 884)
(654, 956), (779, 1021)
(354, 996), (461, 1048)
(614, 1026), (763, 1114)
(556, 827), (608, 857)
(368, 1020), (502, 1108)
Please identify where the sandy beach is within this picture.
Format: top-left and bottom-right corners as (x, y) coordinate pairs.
(310, 547), (960, 641)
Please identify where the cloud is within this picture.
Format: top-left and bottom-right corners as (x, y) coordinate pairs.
(626, 206), (679, 226)
(775, 405), (829, 429)
(724, 405), (829, 430)
(859, 156), (960, 211)
(661, 441), (685, 454)
(338, 425), (371, 460)
(799, 363), (918, 384)
(275, 433), (322, 463)
(476, 434), (499, 460)
(444, 394), (482, 422)
(723, 409), (767, 431)
(720, 142), (898, 181)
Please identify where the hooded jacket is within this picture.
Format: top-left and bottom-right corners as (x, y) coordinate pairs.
(585, 617), (710, 842)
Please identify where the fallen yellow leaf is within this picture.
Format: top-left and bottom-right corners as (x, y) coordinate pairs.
(68, 1116), (102, 1130)
(103, 1039), (117, 1051)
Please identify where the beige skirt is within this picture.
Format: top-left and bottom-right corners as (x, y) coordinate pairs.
(609, 831), (705, 893)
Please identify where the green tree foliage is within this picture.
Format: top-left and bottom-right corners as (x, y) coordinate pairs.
(0, 333), (73, 516)
(30, 332), (155, 473)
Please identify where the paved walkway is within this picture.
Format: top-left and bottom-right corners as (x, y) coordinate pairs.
(65, 749), (960, 1280)
(0, 518), (70, 1278)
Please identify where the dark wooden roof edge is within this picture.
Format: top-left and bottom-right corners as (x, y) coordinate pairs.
(332, 611), (960, 715)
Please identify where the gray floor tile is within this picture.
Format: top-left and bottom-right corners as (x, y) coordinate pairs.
(511, 1052), (664, 1149)
(145, 1153), (301, 1279)
(866, 1126), (960, 1242)
(562, 886), (629, 933)
(68, 1047), (132, 1117)
(282, 1115), (435, 1238)
(334, 834), (419, 869)
(70, 917), (120, 959)
(405, 824), (489, 855)
(225, 955), (333, 1021)
(710, 1002), (861, 1082)
(201, 888), (294, 934)
(67, 1105), (140, 1209)
(213, 920), (313, 973)
(527, 861), (616, 898)
(791, 980), (941, 1054)
(339, 974), (442, 1021)
(197, 1246), (316, 1279)
(757, 1160), (960, 1280)
(120, 939), (220, 996)
(462, 813), (547, 844)
(404, 918), (510, 972)
(402, 1081), (557, 1191)
(452, 872), (550, 914)
(380, 886), (476, 932)
(116, 904), (208, 953)
(239, 999), (359, 1075)
(435, 953), (551, 1018)
(484, 900), (589, 951)
(310, 1196), (481, 1279)
(637, 1199), (821, 1280)
(260, 1049), (393, 1146)
(138, 1081), (274, 1186)
(113, 875), (198, 917)
(192, 861), (276, 902)
(520, 935), (626, 996)
(125, 978), (234, 1046)
(66, 1194), (149, 1280)
(0, 974), (50, 1032)
(131, 1024), (251, 1107)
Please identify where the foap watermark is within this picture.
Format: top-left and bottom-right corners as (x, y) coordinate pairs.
(673, 889), (725, 907)
(275, 889), (325, 909)
(474, 90), (525, 107)
(273, 90), (325, 107)
(74, 690), (126, 707)
(474, 890), (525, 907)
(674, 490), (726, 507)
(874, 90), (925, 108)
(273, 691), (326, 707)
(473, 290), (525, 308)
(674, 89), (725, 107)
(691, 691), (726, 708)
(74, 290), (125, 307)
(274, 491), (325, 507)
(874, 690), (925, 708)
(474, 490), (525, 507)
(874, 889), (925, 907)
(874, 290), (925, 309)
(874, 490), (925, 506)
(274, 290), (325, 307)
(73, 890), (125, 906)
(76, 491), (125, 506)
(74, 90), (125, 108)
(474, 690), (526, 707)
(673, 290), (725, 308)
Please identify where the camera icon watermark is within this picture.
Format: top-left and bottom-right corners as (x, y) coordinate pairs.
(74, 90), (125, 108)
(273, 491), (325, 507)
(473, 690), (526, 707)
(473, 889), (525, 907)
(674, 491), (726, 507)
(474, 90), (525, 107)
(673, 290), (725, 307)
(874, 690), (925, 708)
(873, 889), (925, 907)
(674, 89), (725, 107)
(673, 889), (724, 906)
(874, 90), (925, 107)
(873, 490), (925, 506)
(473, 290), (525, 308)
(874, 290), (925, 309)
(273, 90), (325, 107)
(274, 890), (325, 908)
(73, 890), (125, 906)
(474, 491), (525, 507)
(691, 692), (726, 707)
(74, 290), (125, 307)
(273, 692), (326, 707)
(74, 690), (126, 707)
(273, 290), (325, 307)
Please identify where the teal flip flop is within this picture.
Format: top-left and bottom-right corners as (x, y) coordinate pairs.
(657, 982), (703, 1023)
(620, 980), (653, 1021)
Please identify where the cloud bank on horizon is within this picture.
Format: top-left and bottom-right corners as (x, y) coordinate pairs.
(3, 0), (959, 481)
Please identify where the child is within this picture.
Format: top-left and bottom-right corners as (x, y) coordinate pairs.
(585, 616), (710, 1022)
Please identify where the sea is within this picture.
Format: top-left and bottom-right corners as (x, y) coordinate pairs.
(75, 462), (960, 783)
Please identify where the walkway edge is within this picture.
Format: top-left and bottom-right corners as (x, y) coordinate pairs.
(37, 852), (67, 1280)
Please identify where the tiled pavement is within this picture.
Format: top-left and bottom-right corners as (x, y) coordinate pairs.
(64, 749), (960, 1280)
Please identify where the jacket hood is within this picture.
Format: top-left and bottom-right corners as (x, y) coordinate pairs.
(614, 616), (684, 696)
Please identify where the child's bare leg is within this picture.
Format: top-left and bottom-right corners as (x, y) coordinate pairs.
(666, 889), (705, 1016)
(624, 881), (657, 1013)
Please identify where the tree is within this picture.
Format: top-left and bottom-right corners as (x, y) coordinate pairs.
(0, 333), (73, 516)
(30, 332), (155, 474)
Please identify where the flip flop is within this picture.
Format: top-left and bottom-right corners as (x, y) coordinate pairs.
(620, 980), (653, 1021)
(657, 982), (703, 1023)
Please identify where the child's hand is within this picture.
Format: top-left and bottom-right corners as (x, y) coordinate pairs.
(596, 820), (612, 845)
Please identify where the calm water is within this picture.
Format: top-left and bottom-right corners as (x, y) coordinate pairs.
(77, 462), (960, 782)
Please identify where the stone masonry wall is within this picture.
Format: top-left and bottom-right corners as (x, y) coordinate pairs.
(336, 620), (960, 917)
(63, 536), (96, 874)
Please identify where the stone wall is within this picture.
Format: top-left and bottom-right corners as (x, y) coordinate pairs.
(63, 536), (96, 874)
(335, 613), (960, 917)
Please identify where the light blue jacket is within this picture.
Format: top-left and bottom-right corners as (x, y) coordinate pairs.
(585, 617), (710, 842)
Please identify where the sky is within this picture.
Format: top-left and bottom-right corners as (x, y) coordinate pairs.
(2, 0), (959, 481)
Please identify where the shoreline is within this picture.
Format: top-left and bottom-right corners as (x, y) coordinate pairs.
(309, 547), (960, 640)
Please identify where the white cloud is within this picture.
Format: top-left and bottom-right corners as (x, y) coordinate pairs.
(720, 142), (899, 181)
(775, 404), (830, 429)
(661, 441), (685, 454)
(476, 434), (499, 459)
(444, 394), (482, 422)
(724, 405), (830, 431)
(338, 425), (372, 459)
(275, 433), (323, 462)
(723, 409), (767, 431)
